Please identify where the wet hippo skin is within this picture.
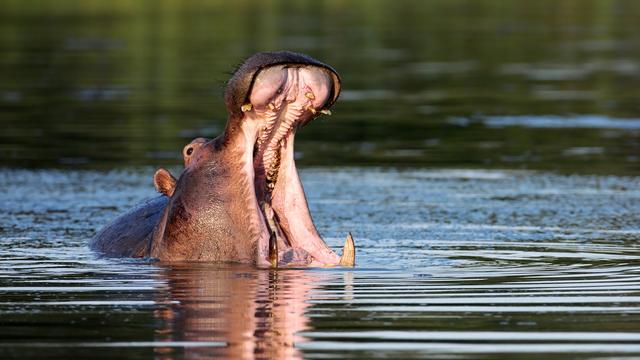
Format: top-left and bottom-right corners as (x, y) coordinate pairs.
(90, 51), (355, 268)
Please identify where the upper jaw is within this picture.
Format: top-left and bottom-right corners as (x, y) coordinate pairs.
(224, 51), (341, 121)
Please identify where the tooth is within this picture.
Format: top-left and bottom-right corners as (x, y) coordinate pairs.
(320, 109), (332, 115)
(306, 106), (317, 114)
(305, 92), (315, 100)
(269, 231), (278, 268)
(339, 232), (356, 267)
(263, 203), (279, 268)
(241, 103), (252, 112)
(268, 102), (275, 111)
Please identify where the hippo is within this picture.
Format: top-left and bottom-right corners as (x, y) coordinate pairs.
(90, 51), (355, 268)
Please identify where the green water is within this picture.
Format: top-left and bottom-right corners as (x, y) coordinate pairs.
(1, 0), (639, 173)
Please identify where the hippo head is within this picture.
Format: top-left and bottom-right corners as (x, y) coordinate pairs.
(149, 51), (355, 268)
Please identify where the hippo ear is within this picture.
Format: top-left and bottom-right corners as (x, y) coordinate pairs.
(153, 168), (177, 197)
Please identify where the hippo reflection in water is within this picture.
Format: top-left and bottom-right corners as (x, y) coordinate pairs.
(90, 51), (355, 268)
(151, 265), (345, 358)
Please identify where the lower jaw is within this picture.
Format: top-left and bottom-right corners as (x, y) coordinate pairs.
(249, 130), (340, 267)
(257, 131), (340, 267)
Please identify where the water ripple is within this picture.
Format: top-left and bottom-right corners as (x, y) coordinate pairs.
(1, 168), (639, 359)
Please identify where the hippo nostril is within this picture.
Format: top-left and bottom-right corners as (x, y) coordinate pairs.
(186, 147), (193, 156)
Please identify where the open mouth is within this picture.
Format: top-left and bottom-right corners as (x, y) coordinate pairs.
(239, 63), (353, 267)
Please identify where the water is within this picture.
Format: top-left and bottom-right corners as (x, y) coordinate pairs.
(1, 0), (640, 173)
(2, 1), (640, 358)
(1, 168), (640, 359)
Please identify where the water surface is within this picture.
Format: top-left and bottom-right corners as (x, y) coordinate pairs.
(1, 168), (639, 359)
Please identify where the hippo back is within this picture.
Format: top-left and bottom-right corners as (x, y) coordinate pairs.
(90, 196), (169, 257)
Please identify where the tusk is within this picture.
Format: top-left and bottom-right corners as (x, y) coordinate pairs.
(268, 231), (278, 268)
(320, 109), (332, 116)
(263, 203), (279, 268)
(339, 232), (356, 267)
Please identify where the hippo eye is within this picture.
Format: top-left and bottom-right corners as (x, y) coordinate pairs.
(186, 147), (193, 156)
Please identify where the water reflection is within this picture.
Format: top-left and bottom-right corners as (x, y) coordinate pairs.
(152, 264), (341, 359)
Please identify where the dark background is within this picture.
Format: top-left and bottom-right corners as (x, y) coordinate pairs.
(1, 0), (639, 173)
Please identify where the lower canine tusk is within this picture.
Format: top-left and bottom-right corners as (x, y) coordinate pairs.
(269, 232), (278, 268)
(339, 232), (356, 267)
(263, 202), (279, 268)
